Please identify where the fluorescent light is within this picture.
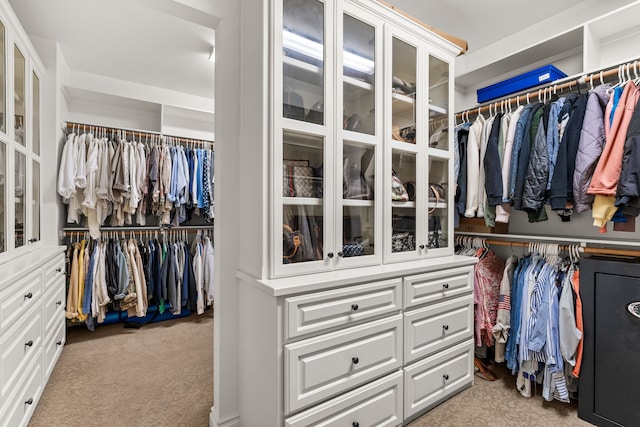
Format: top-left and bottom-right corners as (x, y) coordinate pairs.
(209, 46), (215, 62)
(283, 30), (374, 74)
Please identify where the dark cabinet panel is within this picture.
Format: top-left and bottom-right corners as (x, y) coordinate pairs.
(579, 259), (640, 427)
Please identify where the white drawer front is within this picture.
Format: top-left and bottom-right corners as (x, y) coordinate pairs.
(44, 282), (65, 334)
(285, 279), (402, 340)
(285, 371), (403, 427)
(404, 266), (473, 309)
(285, 314), (403, 414)
(0, 309), (43, 401)
(404, 294), (473, 364)
(404, 340), (473, 419)
(0, 270), (42, 331)
(42, 254), (65, 291)
(1, 353), (43, 427)
(44, 322), (65, 380)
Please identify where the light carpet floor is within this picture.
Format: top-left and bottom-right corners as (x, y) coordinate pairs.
(30, 311), (592, 426)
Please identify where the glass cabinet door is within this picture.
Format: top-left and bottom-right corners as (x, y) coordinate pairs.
(342, 13), (375, 135)
(282, 0), (325, 125)
(0, 22), (5, 135)
(341, 142), (375, 258)
(427, 158), (449, 249)
(31, 160), (40, 243)
(391, 151), (416, 254)
(391, 37), (416, 145)
(32, 72), (40, 156)
(14, 151), (25, 248)
(428, 55), (449, 151)
(14, 45), (25, 146)
(282, 131), (324, 264)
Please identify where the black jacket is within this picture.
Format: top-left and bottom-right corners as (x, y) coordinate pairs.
(513, 103), (544, 210)
(549, 93), (588, 212)
(484, 113), (504, 206)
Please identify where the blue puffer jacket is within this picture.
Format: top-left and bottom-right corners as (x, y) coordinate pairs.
(573, 85), (611, 212)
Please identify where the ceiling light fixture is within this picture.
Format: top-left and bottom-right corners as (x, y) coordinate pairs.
(283, 30), (374, 74)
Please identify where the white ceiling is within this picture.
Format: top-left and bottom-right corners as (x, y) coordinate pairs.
(6, 0), (639, 104)
(8, 0), (216, 100)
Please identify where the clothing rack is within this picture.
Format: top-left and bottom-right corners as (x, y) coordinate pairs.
(455, 57), (640, 121)
(64, 121), (214, 147)
(455, 233), (640, 258)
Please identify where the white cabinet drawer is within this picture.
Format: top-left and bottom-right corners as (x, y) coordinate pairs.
(285, 279), (402, 340)
(43, 281), (65, 334)
(285, 314), (403, 414)
(0, 270), (42, 331)
(404, 266), (473, 309)
(404, 294), (473, 364)
(44, 322), (65, 381)
(0, 308), (43, 403)
(404, 340), (473, 419)
(285, 371), (403, 427)
(1, 352), (43, 427)
(42, 254), (65, 292)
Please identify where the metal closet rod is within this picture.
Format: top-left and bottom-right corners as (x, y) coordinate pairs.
(458, 234), (640, 258)
(455, 58), (640, 120)
(65, 121), (214, 147)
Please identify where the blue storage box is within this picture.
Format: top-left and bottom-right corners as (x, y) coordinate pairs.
(477, 64), (567, 103)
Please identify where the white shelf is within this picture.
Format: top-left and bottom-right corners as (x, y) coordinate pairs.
(392, 201), (416, 209)
(344, 75), (373, 91)
(342, 199), (374, 207)
(283, 197), (323, 206)
(428, 201), (447, 210)
(392, 92), (415, 104)
(428, 104), (447, 117)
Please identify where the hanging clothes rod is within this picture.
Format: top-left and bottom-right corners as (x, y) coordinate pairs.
(455, 58), (640, 120)
(64, 121), (214, 147)
(458, 235), (640, 258)
(61, 228), (207, 237)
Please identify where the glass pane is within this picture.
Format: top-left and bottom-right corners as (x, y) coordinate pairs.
(283, 131), (324, 264)
(15, 151), (25, 248)
(14, 45), (25, 146)
(428, 158), (449, 249)
(32, 72), (40, 155)
(343, 14), (375, 135)
(391, 150), (416, 253)
(0, 144), (5, 252)
(428, 55), (449, 150)
(0, 22), (5, 134)
(342, 142), (374, 257)
(391, 37), (416, 144)
(32, 160), (40, 242)
(283, 0), (325, 125)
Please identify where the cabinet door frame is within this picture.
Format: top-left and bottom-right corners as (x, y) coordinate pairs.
(334, 3), (384, 270)
(272, 0), (336, 278)
(383, 25), (425, 264)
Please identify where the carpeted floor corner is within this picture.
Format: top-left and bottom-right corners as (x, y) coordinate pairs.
(29, 309), (214, 427)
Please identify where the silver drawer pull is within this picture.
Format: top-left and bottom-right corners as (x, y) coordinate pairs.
(628, 302), (640, 319)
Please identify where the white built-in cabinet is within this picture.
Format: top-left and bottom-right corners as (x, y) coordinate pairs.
(0, 2), (66, 426)
(236, 0), (476, 425)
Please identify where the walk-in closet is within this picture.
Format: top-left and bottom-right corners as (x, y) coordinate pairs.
(0, 1), (639, 427)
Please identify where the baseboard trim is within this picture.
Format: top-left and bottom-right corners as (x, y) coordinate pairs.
(209, 410), (240, 427)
